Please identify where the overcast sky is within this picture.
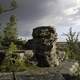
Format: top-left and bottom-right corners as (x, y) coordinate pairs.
(0, 0), (80, 41)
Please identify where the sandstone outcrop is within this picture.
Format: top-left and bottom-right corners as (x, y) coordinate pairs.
(25, 26), (59, 67)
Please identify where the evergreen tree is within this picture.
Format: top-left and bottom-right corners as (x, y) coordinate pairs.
(0, 42), (18, 71)
(0, 42), (27, 72)
(2, 15), (17, 48)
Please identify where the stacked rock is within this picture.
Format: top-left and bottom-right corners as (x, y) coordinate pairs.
(26, 26), (59, 67)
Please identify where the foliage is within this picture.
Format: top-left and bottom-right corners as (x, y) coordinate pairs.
(0, 1), (26, 50)
(2, 15), (17, 49)
(14, 39), (27, 50)
(0, 0), (17, 47)
(0, 0), (17, 15)
(0, 42), (27, 72)
(1, 15), (26, 50)
(70, 63), (80, 80)
(0, 0), (17, 48)
(75, 66), (80, 80)
(7, 42), (17, 53)
(64, 28), (80, 61)
(0, 0), (29, 72)
(0, 42), (17, 71)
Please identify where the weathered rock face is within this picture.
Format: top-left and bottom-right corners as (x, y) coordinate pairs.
(26, 26), (59, 67)
(0, 68), (65, 80)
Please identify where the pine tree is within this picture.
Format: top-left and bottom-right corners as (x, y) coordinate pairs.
(2, 15), (17, 48)
(0, 42), (18, 72)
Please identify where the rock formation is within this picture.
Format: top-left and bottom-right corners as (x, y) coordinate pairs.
(26, 26), (59, 67)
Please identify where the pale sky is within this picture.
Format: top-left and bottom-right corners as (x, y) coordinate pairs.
(0, 0), (80, 41)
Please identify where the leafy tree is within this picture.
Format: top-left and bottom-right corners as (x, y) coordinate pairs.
(64, 28), (80, 61)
